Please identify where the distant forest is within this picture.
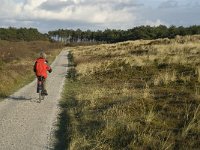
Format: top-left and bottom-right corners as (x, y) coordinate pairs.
(0, 27), (48, 41)
(49, 25), (200, 43)
(1, 25), (200, 43)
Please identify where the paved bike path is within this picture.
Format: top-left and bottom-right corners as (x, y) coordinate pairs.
(0, 49), (69, 150)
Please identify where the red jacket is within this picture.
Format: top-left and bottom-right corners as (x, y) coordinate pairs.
(34, 58), (52, 78)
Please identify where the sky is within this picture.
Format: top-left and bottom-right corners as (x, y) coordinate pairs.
(0, 0), (200, 33)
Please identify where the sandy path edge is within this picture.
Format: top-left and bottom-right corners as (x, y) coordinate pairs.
(0, 49), (69, 150)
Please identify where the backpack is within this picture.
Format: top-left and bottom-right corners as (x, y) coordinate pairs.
(35, 59), (46, 76)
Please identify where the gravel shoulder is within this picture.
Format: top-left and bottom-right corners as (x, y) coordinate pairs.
(0, 49), (69, 150)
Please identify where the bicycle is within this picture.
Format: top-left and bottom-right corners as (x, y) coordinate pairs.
(37, 76), (45, 103)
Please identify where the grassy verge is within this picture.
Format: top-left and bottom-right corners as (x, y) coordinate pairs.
(0, 40), (63, 100)
(57, 35), (200, 149)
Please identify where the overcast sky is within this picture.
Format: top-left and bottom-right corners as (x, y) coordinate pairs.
(0, 0), (200, 32)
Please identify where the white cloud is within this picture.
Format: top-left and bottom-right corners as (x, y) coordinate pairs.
(0, 0), (199, 32)
(0, 0), (135, 24)
(144, 19), (168, 27)
(14, 0), (137, 25)
(39, 0), (75, 12)
(0, 0), (23, 18)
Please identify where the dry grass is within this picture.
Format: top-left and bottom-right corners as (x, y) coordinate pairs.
(58, 35), (200, 149)
(0, 40), (63, 99)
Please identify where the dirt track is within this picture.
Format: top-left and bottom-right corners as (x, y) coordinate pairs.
(0, 49), (68, 150)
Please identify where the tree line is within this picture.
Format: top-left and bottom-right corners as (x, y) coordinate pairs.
(1, 25), (200, 43)
(48, 25), (200, 43)
(0, 27), (48, 41)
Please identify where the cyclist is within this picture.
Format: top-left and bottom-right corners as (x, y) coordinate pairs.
(33, 52), (52, 95)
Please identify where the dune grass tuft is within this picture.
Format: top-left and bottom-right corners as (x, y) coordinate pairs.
(58, 35), (200, 149)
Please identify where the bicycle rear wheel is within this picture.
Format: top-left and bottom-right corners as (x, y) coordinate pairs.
(38, 90), (45, 102)
(37, 77), (45, 102)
